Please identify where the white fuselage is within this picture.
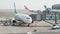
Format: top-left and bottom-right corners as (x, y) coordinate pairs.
(14, 13), (32, 24)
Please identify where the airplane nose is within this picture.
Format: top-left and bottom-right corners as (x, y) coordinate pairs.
(27, 18), (32, 23)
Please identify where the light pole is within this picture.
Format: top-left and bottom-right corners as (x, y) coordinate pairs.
(55, 12), (57, 25)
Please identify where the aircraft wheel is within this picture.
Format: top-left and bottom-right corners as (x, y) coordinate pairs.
(27, 23), (31, 27)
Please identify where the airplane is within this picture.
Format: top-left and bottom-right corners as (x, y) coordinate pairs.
(2, 2), (33, 27)
(24, 5), (51, 12)
(24, 5), (40, 13)
(44, 5), (52, 12)
(24, 5), (31, 11)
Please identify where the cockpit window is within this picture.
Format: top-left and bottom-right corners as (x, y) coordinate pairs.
(26, 18), (30, 19)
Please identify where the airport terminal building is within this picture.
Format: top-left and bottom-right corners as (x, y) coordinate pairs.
(30, 4), (60, 21)
(42, 4), (60, 20)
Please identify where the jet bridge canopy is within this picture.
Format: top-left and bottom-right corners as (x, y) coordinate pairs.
(52, 4), (60, 10)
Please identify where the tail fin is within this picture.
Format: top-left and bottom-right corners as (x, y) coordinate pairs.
(44, 5), (48, 10)
(44, 5), (51, 11)
(14, 2), (17, 14)
(24, 5), (31, 11)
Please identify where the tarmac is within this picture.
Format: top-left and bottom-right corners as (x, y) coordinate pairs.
(0, 20), (60, 34)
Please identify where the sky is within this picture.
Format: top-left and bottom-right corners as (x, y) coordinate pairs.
(0, 0), (60, 10)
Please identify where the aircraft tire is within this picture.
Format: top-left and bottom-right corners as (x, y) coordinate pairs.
(27, 23), (30, 27)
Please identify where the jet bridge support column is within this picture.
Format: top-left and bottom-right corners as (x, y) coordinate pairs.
(53, 12), (58, 26)
(55, 12), (57, 24)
